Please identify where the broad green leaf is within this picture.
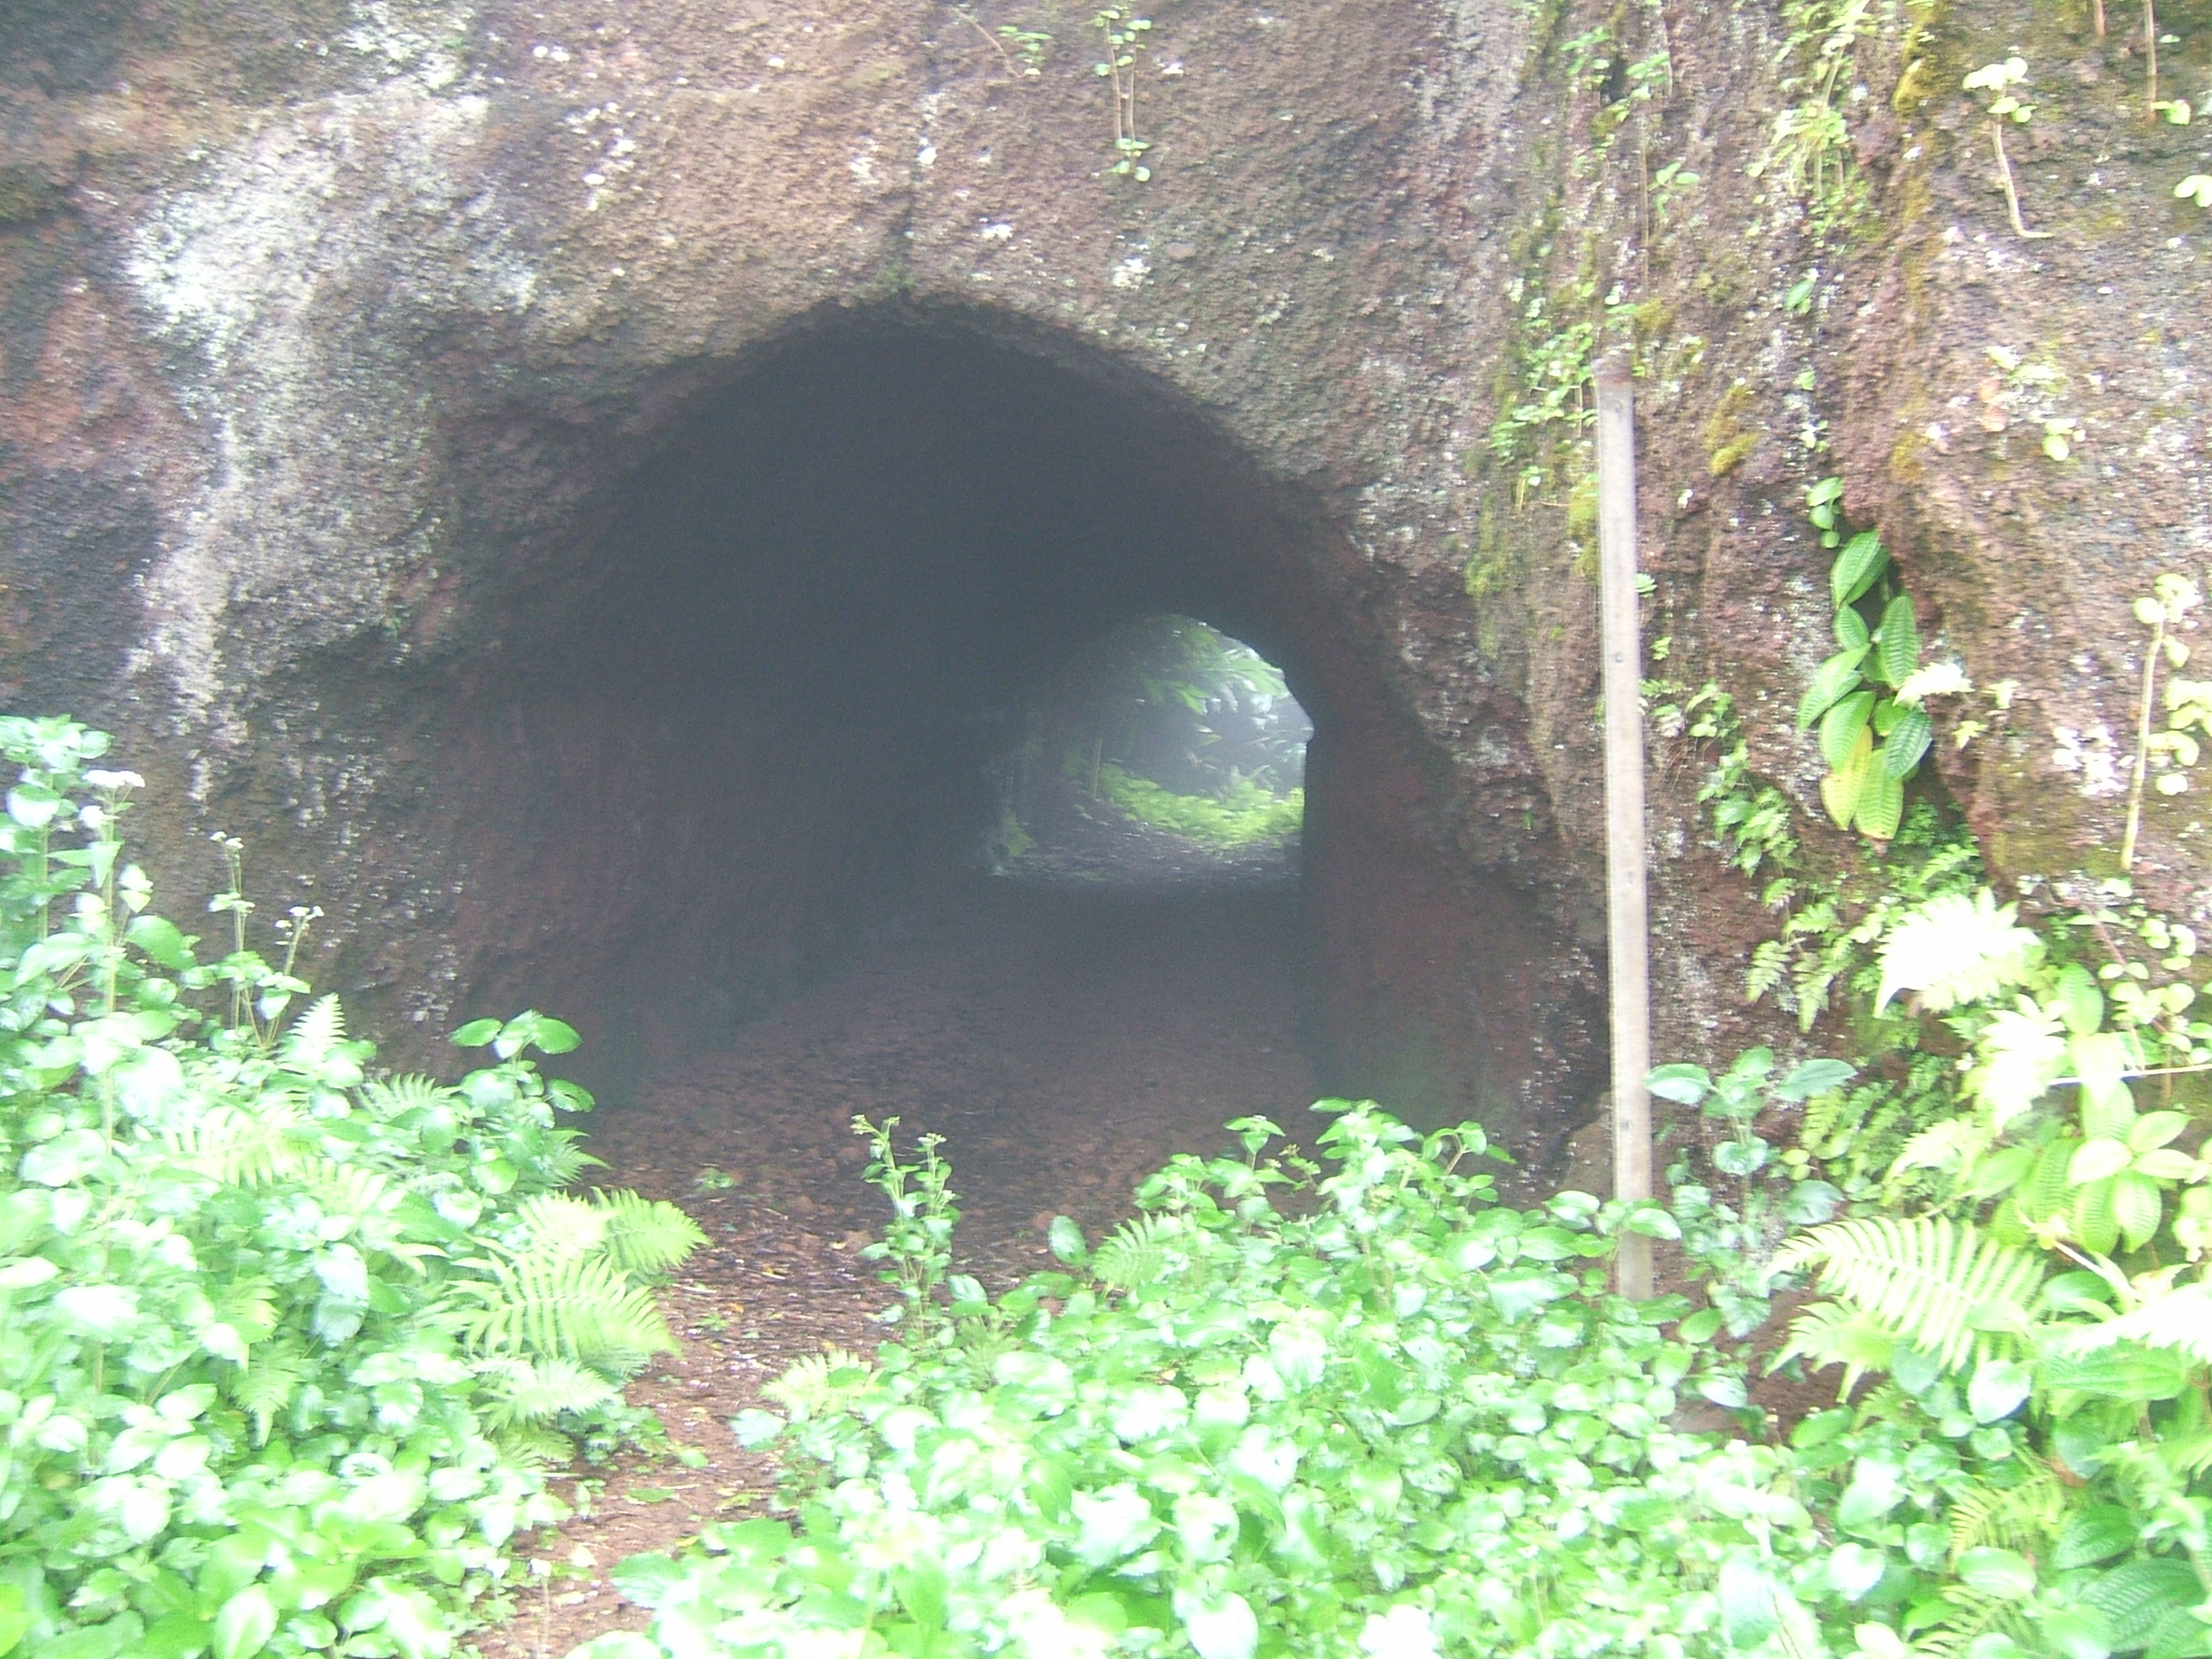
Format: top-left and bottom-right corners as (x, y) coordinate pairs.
(1832, 530), (1889, 607)
(125, 914), (194, 970)
(2068, 1138), (2132, 1188)
(1854, 766), (1904, 840)
(1957, 1547), (2036, 1598)
(447, 1020), (500, 1047)
(1799, 646), (1869, 729)
(0, 1584), (30, 1657)
(2111, 1170), (2163, 1252)
(2054, 1508), (2140, 1569)
(1835, 605), (1872, 652)
(1646, 1063), (1712, 1104)
(214, 1586), (278, 1659)
(1883, 704), (1933, 778)
(1875, 593), (1920, 686)
(1777, 1059), (1858, 1100)
(1824, 727), (1875, 829)
(1967, 1358), (2032, 1422)
(1821, 691), (1878, 770)
(1047, 1215), (1088, 1264)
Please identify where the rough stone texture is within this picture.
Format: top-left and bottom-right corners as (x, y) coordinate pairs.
(1, 0), (2207, 1157)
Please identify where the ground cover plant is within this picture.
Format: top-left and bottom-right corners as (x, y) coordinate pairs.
(574, 889), (2212, 1659)
(0, 717), (702, 1659)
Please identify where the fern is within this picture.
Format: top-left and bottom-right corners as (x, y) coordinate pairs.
(763, 1348), (877, 1418)
(515, 1193), (610, 1262)
(280, 993), (347, 1063)
(491, 1424), (574, 1469)
(437, 1255), (675, 1366)
(224, 1348), (306, 1444)
(1772, 1299), (1897, 1399)
(1946, 1462), (2066, 1563)
(591, 1190), (707, 1279)
(476, 1356), (621, 1428)
(1875, 889), (2043, 1013)
(358, 1073), (456, 1118)
(1919, 1585), (2038, 1659)
(1093, 1213), (1184, 1291)
(162, 1101), (317, 1187)
(1770, 1217), (2047, 1372)
(2056, 1283), (2212, 1365)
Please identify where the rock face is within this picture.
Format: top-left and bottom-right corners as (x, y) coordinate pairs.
(1, 0), (2206, 1157)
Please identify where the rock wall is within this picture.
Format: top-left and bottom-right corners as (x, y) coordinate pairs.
(1, 0), (2206, 1156)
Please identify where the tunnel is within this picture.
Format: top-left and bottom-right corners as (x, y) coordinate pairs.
(395, 309), (1602, 1218)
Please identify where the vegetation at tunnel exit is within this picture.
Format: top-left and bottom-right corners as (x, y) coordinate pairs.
(996, 617), (1309, 864)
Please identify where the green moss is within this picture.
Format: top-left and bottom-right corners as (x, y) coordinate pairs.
(1703, 382), (1758, 476)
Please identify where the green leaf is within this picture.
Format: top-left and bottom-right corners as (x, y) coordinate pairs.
(1720, 1556), (1784, 1647)
(1875, 593), (1920, 686)
(1646, 1063), (1713, 1104)
(2068, 1139), (2132, 1187)
(1777, 1059), (1858, 1101)
(1821, 691), (1879, 770)
(125, 915), (194, 970)
(0, 1584), (30, 1658)
(1967, 1358), (2032, 1422)
(1047, 1216), (1088, 1264)
(214, 1587), (278, 1659)
(1799, 646), (1869, 729)
(1835, 605), (1872, 652)
(1832, 530), (1890, 608)
(1957, 1547), (2036, 1598)
(2083, 1559), (2202, 1650)
(1883, 704), (1933, 778)
(2054, 1508), (2141, 1570)
(1173, 1590), (1257, 1659)
(1854, 767), (1904, 840)
(448, 1020), (501, 1047)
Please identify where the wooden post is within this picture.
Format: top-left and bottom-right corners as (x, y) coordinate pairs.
(1595, 352), (1653, 1301)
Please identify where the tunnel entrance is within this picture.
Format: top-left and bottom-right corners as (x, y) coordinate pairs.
(426, 310), (1602, 1188)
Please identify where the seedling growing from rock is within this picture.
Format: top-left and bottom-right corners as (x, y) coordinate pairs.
(1963, 57), (2053, 240)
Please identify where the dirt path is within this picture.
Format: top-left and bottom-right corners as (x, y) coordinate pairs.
(482, 868), (1318, 1659)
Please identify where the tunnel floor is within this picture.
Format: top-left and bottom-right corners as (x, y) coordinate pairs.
(484, 866), (1318, 1655)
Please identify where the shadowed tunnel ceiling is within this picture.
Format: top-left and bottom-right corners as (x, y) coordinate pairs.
(420, 315), (1603, 1151)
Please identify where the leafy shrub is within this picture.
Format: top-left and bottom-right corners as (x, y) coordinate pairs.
(0, 717), (700, 1659)
(576, 1108), (1960, 1659)
(1090, 765), (1303, 847)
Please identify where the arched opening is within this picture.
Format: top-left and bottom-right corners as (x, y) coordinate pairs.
(409, 311), (1602, 1216)
(986, 614), (1309, 891)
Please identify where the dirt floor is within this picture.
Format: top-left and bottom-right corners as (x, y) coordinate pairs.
(480, 818), (1317, 1659)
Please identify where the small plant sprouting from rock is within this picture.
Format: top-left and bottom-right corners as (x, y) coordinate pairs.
(2121, 573), (2210, 871)
(1093, 7), (1153, 179)
(955, 11), (1049, 75)
(1963, 57), (2054, 240)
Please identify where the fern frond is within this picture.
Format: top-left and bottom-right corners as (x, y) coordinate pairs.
(1918, 1585), (2036, 1659)
(308, 1163), (399, 1224)
(492, 1424), (575, 1469)
(437, 1255), (675, 1365)
(1770, 1217), (2047, 1372)
(1875, 889), (2043, 1013)
(281, 994), (346, 1062)
(162, 1101), (316, 1187)
(1947, 1462), (2066, 1563)
(224, 1348), (306, 1444)
(475, 1356), (621, 1428)
(359, 1074), (456, 1118)
(591, 1191), (707, 1279)
(1772, 1299), (1897, 1400)
(515, 1194), (611, 1262)
(2057, 1283), (2212, 1365)
(762, 1348), (877, 1419)
(1746, 940), (1789, 1005)
(1094, 1213), (1185, 1291)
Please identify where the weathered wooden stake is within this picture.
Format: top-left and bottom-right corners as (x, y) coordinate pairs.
(1595, 352), (1653, 1301)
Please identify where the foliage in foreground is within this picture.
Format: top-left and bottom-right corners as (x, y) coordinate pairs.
(572, 1108), (1884, 1659)
(1088, 765), (1305, 849)
(0, 718), (702, 1659)
(582, 877), (2212, 1659)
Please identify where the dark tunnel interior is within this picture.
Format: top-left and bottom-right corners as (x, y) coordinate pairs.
(426, 315), (1603, 1161)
